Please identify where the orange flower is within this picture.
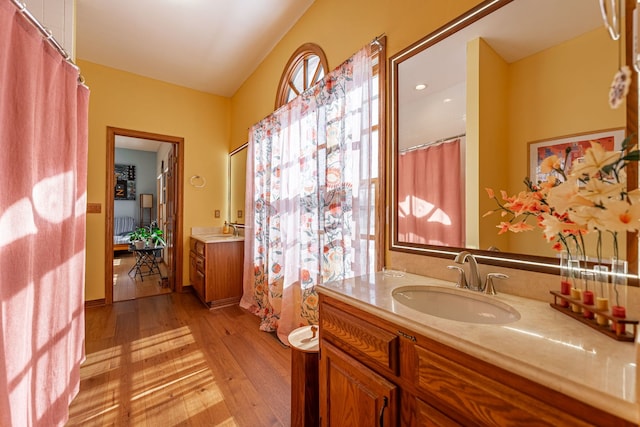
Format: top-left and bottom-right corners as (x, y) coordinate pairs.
(301, 269), (311, 283)
(486, 139), (640, 259)
(485, 187), (495, 198)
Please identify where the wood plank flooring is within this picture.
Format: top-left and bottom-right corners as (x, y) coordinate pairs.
(67, 293), (292, 426)
(113, 252), (171, 302)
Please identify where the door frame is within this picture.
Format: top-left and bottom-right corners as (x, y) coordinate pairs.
(104, 126), (185, 304)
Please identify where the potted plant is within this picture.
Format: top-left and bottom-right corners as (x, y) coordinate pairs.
(129, 226), (150, 249)
(148, 221), (166, 248)
(129, 221), (166, 249)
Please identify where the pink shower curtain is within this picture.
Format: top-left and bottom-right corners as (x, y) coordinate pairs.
(0, 2), (89, 426)
(397, 139), (464, 246)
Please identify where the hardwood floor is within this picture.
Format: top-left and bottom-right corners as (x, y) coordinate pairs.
(67, 293), (292, 426)
(113, 252), (171, 302)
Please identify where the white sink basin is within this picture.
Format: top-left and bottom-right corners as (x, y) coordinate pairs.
(392, 285), (520, 324)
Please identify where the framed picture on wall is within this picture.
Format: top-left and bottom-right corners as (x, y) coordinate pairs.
(115, 181), (127, 199)
(528, 128), (625, 185)
(114, 164), (136, 200)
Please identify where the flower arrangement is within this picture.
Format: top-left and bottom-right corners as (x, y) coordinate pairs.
(484, 137), (640, 260)
(484, 136), (639, 335)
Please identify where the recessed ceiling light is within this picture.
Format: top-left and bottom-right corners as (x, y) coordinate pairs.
(443, 98), (452, 103)
(415, 83), (427, 91)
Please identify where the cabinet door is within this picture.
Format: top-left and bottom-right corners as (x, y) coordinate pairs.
(189, 252), (198, 287)
(320, 340), (397, 427)
(206, 241), (244, 303)
(189, 250), (206, 300)
(414, 397), (461, 427)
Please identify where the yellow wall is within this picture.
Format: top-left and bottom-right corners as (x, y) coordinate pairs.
(86, 0), (623, 300)
(82, 0), (485, 301)
(505, 27), (624, 257)
(229, 0), (483, 151)
(81, 0), (487, 302)
(474, 38), (510, 251)
(79, 60), (230, 300)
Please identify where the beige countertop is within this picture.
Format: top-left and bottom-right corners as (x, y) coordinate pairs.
(317, 272), (638, 423)
(190, 233), (244, 244)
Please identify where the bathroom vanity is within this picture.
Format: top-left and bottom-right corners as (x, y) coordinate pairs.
(189, 234), (244, 308)
(317, 272), (637, 426)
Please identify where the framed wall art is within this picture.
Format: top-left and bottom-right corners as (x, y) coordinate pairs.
(528, 128), (625, 185)
(114, 163), (136, 200)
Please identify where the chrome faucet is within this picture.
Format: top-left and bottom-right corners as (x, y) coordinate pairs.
(446, 265), (467, 289)
(484, 272), (509, 295)
(229, 223), (240, 237)
(453, 251), (482, 291)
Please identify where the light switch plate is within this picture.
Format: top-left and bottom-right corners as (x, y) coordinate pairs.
(214, 210), (220, 218)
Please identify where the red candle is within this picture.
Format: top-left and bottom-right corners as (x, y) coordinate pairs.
(582, 291), (594, 319)
(560, 280), (571, 307)
(611, 305), (626, 335)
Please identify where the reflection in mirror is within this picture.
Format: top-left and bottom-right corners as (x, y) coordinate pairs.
(229, 143), (248, 225)
(390, 0), (637, 278)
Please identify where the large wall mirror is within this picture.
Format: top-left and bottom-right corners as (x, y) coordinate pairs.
(390, 0), (638, 280)
(229, 143), (248, 225)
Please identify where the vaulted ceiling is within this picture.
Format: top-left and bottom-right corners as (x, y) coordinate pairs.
(76, 0), (315, 97)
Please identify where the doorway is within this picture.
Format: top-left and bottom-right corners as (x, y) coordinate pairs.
(105, 127), (184, 304)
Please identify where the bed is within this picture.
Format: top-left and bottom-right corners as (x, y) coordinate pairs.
(113, 216), (136, 251)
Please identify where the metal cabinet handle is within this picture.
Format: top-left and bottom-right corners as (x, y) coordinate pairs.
(379, 396), (388, 427)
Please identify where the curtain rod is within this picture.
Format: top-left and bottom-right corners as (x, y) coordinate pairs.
(371, 33), (386, 47)
(10, 0), (84, 84)
(399, 133), (466, 153)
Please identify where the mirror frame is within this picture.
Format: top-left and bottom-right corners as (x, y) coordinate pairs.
(389, 0), (638, 283)
(229, 142), (248, 227)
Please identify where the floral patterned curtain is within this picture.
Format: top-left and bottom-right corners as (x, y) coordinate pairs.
(240, 46), (375, 344)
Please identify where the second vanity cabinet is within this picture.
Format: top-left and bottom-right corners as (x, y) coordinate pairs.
(318, 294), (633, 427)
(189, 237), (244, 308)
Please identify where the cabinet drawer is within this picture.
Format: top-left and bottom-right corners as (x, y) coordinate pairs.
(414, 345), (590, 427)
(320, 302), (398, 374)
(190, 238), (205, 256)
(195, 254), (204, 272)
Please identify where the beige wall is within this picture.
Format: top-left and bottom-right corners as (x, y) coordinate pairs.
(79, 60), (230, 301)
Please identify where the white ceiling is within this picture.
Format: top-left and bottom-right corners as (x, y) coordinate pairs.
(115, 136), (165, 152)
(76, 0), (315, 97)
(397, 0), (606, 149)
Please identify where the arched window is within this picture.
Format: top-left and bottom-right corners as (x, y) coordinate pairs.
(275, 43), (328, 108)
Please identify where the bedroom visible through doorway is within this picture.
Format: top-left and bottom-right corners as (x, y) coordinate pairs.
(105, 127), (185, 305)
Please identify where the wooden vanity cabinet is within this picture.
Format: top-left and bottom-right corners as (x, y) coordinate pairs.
(320, 340), (397, 426)
(189, 237), (244, 308)
(318, 294), (633, 427)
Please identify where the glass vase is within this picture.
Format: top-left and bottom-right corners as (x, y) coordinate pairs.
(568, 258), (583, 313)
(580, 270), (595, 319)
(593, 264), (610, 326)
(559, 251), (571, 308)
(610, 257), (628, 335)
